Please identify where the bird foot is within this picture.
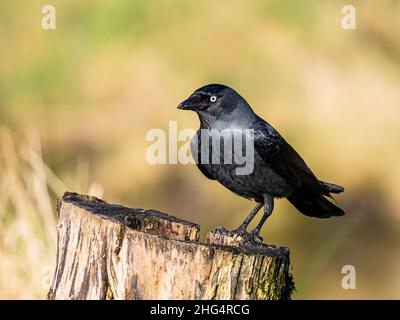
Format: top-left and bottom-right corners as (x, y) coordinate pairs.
(231, 225), (247, 235)
(248, 230), (264, 244)
(230, 227), (264, 245)
(213, 226), (265, 246)
(224, 226), (256, 245)
(236, 229), (264, 245)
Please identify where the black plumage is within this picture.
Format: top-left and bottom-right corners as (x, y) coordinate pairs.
(178, 84), (344, 242)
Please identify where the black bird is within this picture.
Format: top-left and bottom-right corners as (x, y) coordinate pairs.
(178, 84), (344, 243)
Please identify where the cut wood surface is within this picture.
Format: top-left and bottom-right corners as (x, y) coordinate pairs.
(47, 192), (294, 300)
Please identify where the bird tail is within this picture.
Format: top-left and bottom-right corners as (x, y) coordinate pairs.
(321, 181), (344, 194)
(287, 191), (345, 218)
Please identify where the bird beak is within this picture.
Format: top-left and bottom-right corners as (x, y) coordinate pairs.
(177, 93), (204, 111)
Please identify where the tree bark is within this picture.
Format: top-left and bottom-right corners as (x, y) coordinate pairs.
(47, 192), (294, 300)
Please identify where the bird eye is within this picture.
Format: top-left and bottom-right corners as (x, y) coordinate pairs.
(210, 95), (217, 103)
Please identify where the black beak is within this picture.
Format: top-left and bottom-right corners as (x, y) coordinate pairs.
(177, 93), (204, 111)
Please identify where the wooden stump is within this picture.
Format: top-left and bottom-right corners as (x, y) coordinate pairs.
(47, 192), (294, 300)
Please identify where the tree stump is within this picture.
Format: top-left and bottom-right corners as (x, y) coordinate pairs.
(47, 192), (294, 300)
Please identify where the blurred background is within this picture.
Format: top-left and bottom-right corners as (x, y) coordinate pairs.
(1, 0), (399, 299)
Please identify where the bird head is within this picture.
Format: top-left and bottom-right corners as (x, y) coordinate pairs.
(178, 84), (252, 118)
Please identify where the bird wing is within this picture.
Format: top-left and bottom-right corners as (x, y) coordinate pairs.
(253, 122), (330, 196)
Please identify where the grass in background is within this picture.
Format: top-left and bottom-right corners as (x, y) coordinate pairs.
(0, 129), (102, 298)
(0, 130), (57, 298)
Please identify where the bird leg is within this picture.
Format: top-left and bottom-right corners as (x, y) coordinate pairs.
(234, 202), (263, 233)
(250, 195), (274, 244)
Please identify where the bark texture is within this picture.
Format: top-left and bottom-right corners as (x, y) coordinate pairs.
(47, 192), (294, 300)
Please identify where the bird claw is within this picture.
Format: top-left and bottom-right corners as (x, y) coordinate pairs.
(228, 226), (264, 245)
(249, 231), (264, 244)
(240, 229), (264, 245)
(232, 225), (247, 235)
(228, 226), (253, 244)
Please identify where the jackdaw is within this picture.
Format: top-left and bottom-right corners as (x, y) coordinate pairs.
(178, 84), (344, 243)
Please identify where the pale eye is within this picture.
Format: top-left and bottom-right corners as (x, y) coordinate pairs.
(210, 95), (217, 103)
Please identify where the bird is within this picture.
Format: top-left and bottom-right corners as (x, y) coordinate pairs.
(178, 84), (344, 243)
